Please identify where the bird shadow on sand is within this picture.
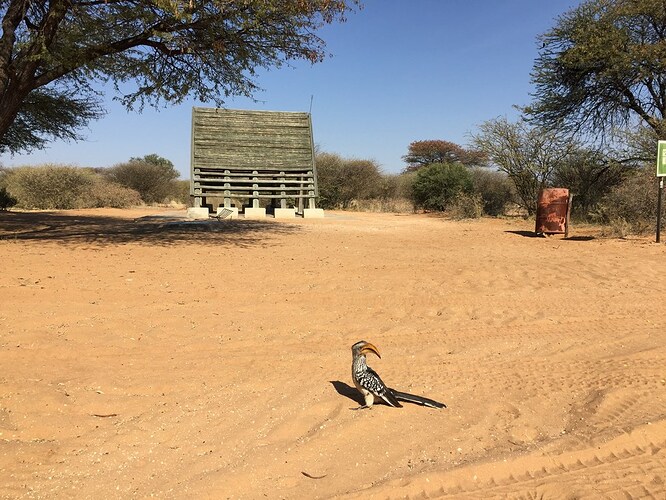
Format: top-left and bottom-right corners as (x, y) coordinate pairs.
(329, 381), (364, 406)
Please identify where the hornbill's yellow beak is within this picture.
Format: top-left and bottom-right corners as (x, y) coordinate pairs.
(360, 342), (381, 358)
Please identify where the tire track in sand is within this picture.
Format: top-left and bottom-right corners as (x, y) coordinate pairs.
(345, 420), (666, 499)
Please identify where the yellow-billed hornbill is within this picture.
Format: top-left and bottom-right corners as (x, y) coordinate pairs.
(351, 340), (446, 409)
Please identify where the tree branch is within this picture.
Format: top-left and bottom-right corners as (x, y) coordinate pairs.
(0, 0), (31, 93)
(14, 0), (71, 88)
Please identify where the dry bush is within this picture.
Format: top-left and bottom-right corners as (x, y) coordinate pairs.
(315, 152), (383, 209)
(601, 217), (638, 238)
(595, 167), (662, 236)
(447, 193), (484, 219)
(169, 179), (192, 206)
(350, 197), (413, 213)
(3, 164), (143, 209)
(79, 178), (142, 208)
(105, 159), (180, 204)
(4, 164), (96, 209)
(470, 167), (514, 216)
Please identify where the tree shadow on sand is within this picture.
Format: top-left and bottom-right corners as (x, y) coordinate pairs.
(0, 211), (301, 247)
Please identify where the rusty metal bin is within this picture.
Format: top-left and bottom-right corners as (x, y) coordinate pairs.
(535, 188), (572, 236)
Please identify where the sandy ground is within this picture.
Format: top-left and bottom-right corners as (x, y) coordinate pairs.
(1, 207), (665, 499)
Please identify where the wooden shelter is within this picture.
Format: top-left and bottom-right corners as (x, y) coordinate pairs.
(190, 107), (319, 214)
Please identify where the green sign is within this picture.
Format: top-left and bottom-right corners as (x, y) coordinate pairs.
(658, 140), (666, 177)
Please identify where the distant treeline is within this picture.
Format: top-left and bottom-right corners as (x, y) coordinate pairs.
(1, 141), (663, 237)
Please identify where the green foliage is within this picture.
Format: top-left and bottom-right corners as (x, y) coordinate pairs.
(528, 0), (666, 139)
(0, 0), (359, 153)
(315, 152), (383, 209)
(130, 154), (175, 169)
(403, 140), (487, 171)
(470, 168), (515, 216)
(0, 87), (104, 154)
(410, 162), (474, 212)
(594, 167), (663, 236)
(105, 156), (180, 203)
(0, 186), (17, 210)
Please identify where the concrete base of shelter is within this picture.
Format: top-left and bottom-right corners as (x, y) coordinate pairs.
(244, 207), (266, 219)
(274, 208), (296, 219)
(217, 206), (239, 219)
(303, 208), (325, 219)
(187, 207), (209, 220)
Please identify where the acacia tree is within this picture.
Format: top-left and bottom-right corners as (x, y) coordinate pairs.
(472, 117), (577, 215)
(403, 140), (486, 171)
(527, 0), (666, 139)
(0, 0), (358, 153)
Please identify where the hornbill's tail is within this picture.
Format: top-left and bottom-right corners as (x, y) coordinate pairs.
(390, 389), (446, 409)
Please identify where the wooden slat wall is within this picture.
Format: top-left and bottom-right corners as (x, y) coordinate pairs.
(190, 108), (318, 205)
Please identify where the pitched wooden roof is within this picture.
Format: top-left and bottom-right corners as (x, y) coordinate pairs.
(191, 107), (315, 173)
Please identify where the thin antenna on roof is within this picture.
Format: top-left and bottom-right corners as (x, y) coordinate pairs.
(309, 95), (314, 114)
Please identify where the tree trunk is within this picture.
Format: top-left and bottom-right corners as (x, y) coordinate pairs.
(0, 84), (30, 142)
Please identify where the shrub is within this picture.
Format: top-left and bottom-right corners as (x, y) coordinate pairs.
(169, 179), (192, 206)
(351, 197), (413, 213)
(3, 164), (145, 209)
(447, 193), (484, 219)
(375, 173), (399, 200)
(551, 150), (628, 220)
(594, 166), (663, 236)
(315, 152), (383, 209)
(410, 162), (474, 211)
(470, 167), (514, 216)
(0, 186), (17, 210)
(105, 156), (180, 203)
(342, 159), (383, 203)
(394, 171), (416, 200)
(4, 164), (97, 209)
(315, 152), (344, 209)
(79, 178), (142, 208)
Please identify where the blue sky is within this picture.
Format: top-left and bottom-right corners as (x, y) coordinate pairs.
(2, 0), (581, 176)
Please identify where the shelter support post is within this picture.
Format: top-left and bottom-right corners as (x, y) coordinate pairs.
(308, 170), (316, 209)
(280, 172), (287, 209)
(298, 174), (305, 214)
(252, 170), (259, 209)
(224, 170), (231, 208)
